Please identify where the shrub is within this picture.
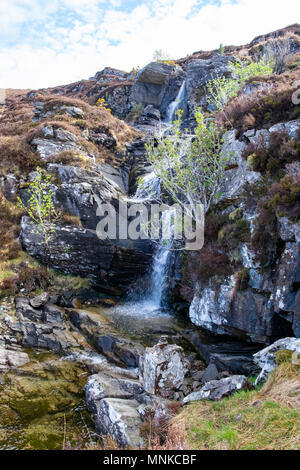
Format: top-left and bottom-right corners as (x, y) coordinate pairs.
(265, 172), (300, 220)
(250, 206), (278, 266)
(126, 102), (144, 123)
(207, 58), (273, 111)
(242, 129), (300, 177)
(0, 136), (41, 176)
(217, 72), (300, 133)
(153, 49), (170, 62)
(235, 268), (250, 290)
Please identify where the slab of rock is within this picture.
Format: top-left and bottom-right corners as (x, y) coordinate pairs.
(140, 338), (190, 398)
(42, 303), (64, 324)
(94, 398), (145, 448)
(20, 216), (153, 296)
(183, 375), (252, 404)
(0, 346), (30, 372)
(61, 106), (85, 119)
(130, 62), (175, 108)
(202, 363), (219, 383)
(186, 55), (236, 115)
(15, 296), (43, 322)
(85, 373), (144, 415)
(253, 337), (300, 384)
(29, 292), (49, 309)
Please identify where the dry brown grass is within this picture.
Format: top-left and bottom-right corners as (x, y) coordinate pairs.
(0, 89), (139, 178)
(217, 69), (300, 134)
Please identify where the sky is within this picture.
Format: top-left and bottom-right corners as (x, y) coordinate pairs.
(0, 0), (299, 89)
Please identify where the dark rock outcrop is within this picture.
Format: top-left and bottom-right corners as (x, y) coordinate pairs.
(186, 54), (236, 118)
(20, 216), (152, 295)
(186, 120), (300, 343)
(130, 62), (176, 109)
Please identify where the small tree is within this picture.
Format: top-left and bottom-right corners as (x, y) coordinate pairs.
(145, 109), (228, 224)
(218, 43), (225, 55)
(18, 168), (60, 269)
(153, 49), (170, 62)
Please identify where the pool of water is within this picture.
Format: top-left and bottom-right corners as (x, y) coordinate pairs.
(86, 300), (190, 347)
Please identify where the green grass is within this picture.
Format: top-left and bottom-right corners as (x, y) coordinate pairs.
(172, 362), (300, 450)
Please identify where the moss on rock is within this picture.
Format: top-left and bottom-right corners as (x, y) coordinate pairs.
(0, 356), (93, 450)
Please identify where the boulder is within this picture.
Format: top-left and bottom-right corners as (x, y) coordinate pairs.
(42, 303), (64, 324)
(85, 373), (144, 415)
(95, 398), (145, 448)
(0, 346), (30, 372)
(140, 338), (190, 398)
(94, 334), (142, 368)
(89, 127), (117, 149)
(130, 62), (176, 109)
(219, 130), (261, 202)
(0, 173), (18, 201)
(253, 337), (300, 383)
(61, 106), (85, 119)
(15, 296), (43, 322)
(31, 136), (86, 161)
(183, 375), (252, 404)
(29, 292), (49, 309)
(138, 105), (161, 126)
(184, 329), (261, 376)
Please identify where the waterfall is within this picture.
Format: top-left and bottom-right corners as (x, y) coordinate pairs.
(165, 80), (186, 123)
(148, 240), (172, 308)
(134, 171), (161, 201)
(129, 172), (174, 309)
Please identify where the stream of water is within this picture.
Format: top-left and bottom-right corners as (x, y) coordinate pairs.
(165, 80), (186, 123)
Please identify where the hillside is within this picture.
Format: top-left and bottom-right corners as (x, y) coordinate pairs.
(0, 24), (300, 450)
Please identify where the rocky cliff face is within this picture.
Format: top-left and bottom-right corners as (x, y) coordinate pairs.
(185, 120), (300, 344)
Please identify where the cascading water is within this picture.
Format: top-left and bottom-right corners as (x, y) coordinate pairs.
(165, 80), (186, 123)
(148, 238), (172, 308)
(126, 171), (174, 311)
(134, 171), (161, 201)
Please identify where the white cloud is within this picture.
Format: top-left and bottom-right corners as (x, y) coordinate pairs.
(0, 0), (299, 89)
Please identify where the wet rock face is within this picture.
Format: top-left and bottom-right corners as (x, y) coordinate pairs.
(14, 296), (86, 353)
(96, 398), (145, 448)
(20, 216), (153, 296)
(182, 375), (253, 404)
(20, 163), (154, 295)
(183, 329), (261, 376)
(139, 338), (190, 398)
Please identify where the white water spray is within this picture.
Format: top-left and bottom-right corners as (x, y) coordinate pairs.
(165, 80), (186, 123)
